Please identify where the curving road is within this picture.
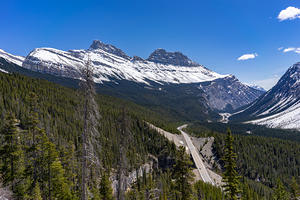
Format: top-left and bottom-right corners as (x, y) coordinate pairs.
(178, 124), (215, 185)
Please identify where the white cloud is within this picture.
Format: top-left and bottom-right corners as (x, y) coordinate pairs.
(237, 53), (258, 61)
(279, 47), (300, 54)
(278, 6), (300, 21)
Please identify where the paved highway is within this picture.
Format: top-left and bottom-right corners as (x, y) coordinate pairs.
(178, 124), (215, 185)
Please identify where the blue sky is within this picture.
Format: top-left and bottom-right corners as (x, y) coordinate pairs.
(1, 0), (300, 89)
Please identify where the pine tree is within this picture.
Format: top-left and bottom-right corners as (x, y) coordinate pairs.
(50, 159), (72, 200)
(39, 132), (72, 200)
(222, 128), (241, 200)
(32, 182), (43, 200)
(172, 146), (194, 200)
(241, 184), (251, 200)
(99, 172), (114, 200)
(25, 92), (41, 188)
(273, 179), (289, 200)
(290, 177), (300, 200)
(0, 113), (26, 197)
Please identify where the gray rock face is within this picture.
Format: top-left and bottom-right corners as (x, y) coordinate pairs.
(111, 162), (154, 195)
(198, 75), (265, 111)
(89, 40), (131, 60)
(147, 48), (199, 66)
(131, 55), (146, 62)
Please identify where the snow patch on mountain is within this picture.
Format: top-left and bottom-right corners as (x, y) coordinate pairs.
(246, 84), (266, 92)
(0, 49), (25, 66)
(0, 68), (8, 73)
(248, 102), (300, 130)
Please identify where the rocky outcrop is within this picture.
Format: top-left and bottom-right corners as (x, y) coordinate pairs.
(147, 48), (198, 67)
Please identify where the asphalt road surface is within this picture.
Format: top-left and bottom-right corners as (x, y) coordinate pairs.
(178, 124), (215, 185)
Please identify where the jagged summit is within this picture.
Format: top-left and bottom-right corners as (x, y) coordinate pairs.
(284, 62), (300, 81)
(131, 56), (145, 62)
(89, 40), (130, 60)
(147, 48), (199, 67)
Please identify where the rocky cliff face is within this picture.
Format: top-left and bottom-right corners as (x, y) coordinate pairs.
(147, 48), (198, 67)
(198, 75), (264, 111)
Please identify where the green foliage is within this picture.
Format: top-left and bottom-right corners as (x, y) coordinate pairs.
(32, 182), (42, 200)
(273, 179), (289, 200)
(290, 177), (300, 200)
(189, 121), (300, 142)
(193, 180), (222, 199)
(186, 123), (300, 190)
(0, 65), (292, 200)
(99, 173), (114, 200)
(0, 113), (27, 198)
(50, 159), (73, 199)
(0, 69), (183, 199)
(172, 146), (194, 200)
(222, 128), (241, 200)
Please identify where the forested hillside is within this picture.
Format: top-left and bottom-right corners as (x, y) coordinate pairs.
(186, 123), (300, 195)
(0, 71), (285, 199)
(0, 72), (184, 199)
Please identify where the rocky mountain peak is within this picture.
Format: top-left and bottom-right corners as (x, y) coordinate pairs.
(287, 62), (300, 78)
(131, 56), (145, 62)
(147, 48), (199, 67)
(275, 62), (300, 92)
(89, 40), (130, 60)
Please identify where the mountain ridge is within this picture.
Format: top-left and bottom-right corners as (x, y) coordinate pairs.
(0, 40), (264, 114)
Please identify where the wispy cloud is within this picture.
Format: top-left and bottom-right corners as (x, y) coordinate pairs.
(278, 6), (300, 21)
(237, 53), (258, 61)
(278, 47), (284, 51)
(279, 47), (300, 54)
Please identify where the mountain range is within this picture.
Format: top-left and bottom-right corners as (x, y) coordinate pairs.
(2, 40), (300, 130)
(0, 40), (265, 121)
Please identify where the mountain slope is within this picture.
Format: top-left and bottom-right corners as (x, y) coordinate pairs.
(1, 41), (264, 119)
(231, 62), (300, 130)
(0, 49), (24, 66)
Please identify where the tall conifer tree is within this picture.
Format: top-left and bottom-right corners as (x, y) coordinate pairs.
(222, 128), (240, 200)
(0, 113), (26, 197)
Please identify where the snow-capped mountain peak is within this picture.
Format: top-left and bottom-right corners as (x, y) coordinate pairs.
(89, 40), (130, 60)
(245, 83), (266, 92)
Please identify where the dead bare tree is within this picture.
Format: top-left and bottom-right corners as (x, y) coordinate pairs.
(0, 181), (13, 200)
(117, 108), (131, 200)
(79, 58), (101, 200)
